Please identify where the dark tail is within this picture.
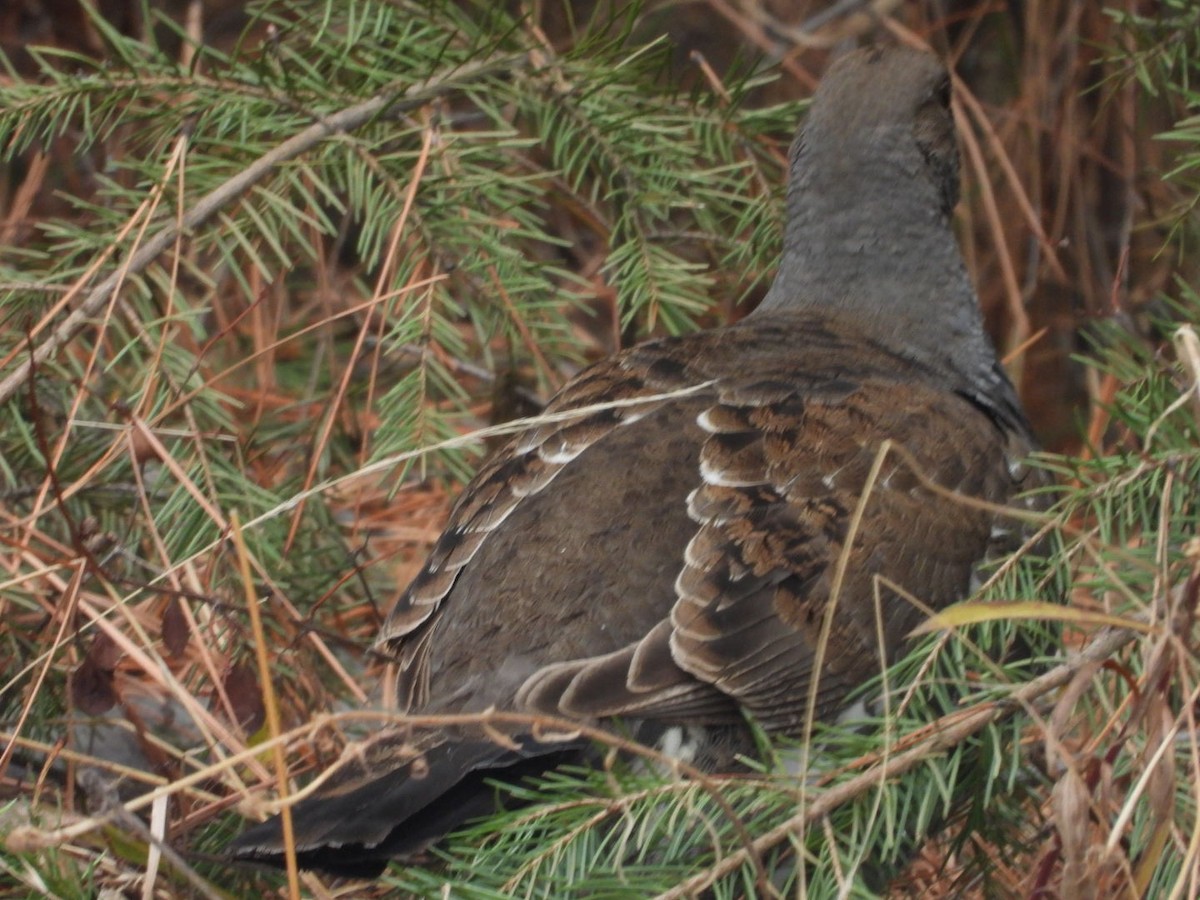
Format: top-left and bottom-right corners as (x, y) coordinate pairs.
(228, 736), (584, 878)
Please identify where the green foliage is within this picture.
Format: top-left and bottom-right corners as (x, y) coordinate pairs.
(0, 1), (791, 895)
(2, 0), (1199, 897)
(363, 286), (1200, 895)
(0, 0), (791, 646)
(376, 537), (1068, 897)
(0, 0), (790, 484)
(1107, 1), (1200, 242)
(0, 832), (101, 900)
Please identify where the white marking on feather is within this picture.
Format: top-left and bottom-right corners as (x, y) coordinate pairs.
(696, 408), (722, 433)
(514, 434), (543, 454)
(673, 570), (688, 600)
(700, 457), (760, 487)
(686, 489), (732, 527)
(463, 498), (520, 534)
(657, 726), (702, 764)
(968, 567), (984, 594)
(539, 442), (586, 465)
(835, 698), (871, 725)
(685, 491), (710, 526)
(619, 407), (653, 426)
(508, 468), (558, 499)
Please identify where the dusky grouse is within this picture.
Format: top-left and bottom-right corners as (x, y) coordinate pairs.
(231, 44), (1038, 877)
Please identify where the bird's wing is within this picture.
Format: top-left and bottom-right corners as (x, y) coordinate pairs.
(375, 337), (711, 711)
(379, 317), (1030, 730)
(513, 326), (1030, 731)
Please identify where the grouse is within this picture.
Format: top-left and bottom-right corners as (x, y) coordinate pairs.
(230, 44), (1037, 877)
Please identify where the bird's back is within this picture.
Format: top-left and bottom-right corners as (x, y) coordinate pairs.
(229, 45), (1041, 879)
(398, 306), (1029, 731)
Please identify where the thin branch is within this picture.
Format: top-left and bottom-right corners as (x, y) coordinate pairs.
(0, 52), (527, 406)
(655, 624), (1139, 900)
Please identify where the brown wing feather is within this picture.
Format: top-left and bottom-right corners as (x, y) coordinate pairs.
(667, 381), (1019, 731)
(377, 311), (1033, 735)
(517, 621), (742, 723)
(375, 350), (690, 711)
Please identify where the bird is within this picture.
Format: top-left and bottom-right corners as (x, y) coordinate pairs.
(229, 44), (1038, 878)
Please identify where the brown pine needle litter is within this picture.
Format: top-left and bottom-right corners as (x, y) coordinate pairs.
(2, 1), (1199, 897)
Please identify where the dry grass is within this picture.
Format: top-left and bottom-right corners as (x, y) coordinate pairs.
(1, 0), (1196, 897)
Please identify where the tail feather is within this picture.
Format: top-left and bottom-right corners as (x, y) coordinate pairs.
(228, 736), (584, 878)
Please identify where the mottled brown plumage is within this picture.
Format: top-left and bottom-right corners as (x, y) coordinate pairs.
(231, 45), (1038, 877)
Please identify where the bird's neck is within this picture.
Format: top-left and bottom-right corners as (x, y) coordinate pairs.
(754, 159), (1000, 399)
